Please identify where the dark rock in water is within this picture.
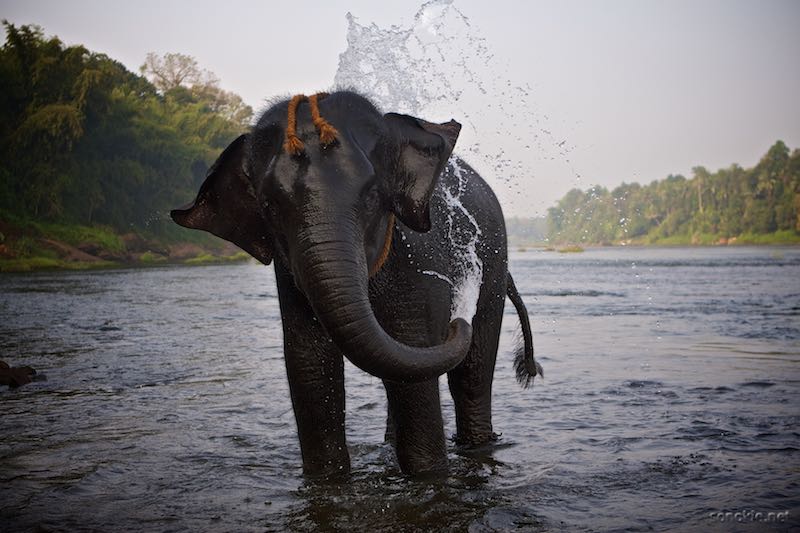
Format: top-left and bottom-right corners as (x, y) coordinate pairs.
(0, 360), (42, 388)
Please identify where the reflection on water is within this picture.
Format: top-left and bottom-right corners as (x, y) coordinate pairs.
(1, 247), (798, 531)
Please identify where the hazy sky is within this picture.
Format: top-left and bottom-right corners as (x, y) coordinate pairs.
(3, 0), (799, 216)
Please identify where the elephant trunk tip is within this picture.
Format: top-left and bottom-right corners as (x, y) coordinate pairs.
(395, 317), (473, 383)
(447, 317), (472, 353)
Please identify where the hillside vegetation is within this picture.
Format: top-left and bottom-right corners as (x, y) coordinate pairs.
(0, 23), (252, 271)
(547, 142), (800, 245)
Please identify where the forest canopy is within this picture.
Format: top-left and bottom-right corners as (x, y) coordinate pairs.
(0, 22), (252, 235)
(547, 141), (800, 245)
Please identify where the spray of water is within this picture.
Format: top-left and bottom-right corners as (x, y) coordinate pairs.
(413, 158), (484, 321)
(335, 0), (572, 204)
(440, 159), (483, 321)
(332, 1), (504, 321)
(334, 0), (573, 320)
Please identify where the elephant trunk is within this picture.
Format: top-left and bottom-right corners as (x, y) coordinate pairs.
(296, 231), (472, 383)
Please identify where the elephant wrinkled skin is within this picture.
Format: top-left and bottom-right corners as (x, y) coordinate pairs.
(172, 91), (540, 477)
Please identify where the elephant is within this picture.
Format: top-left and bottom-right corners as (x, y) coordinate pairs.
(171, 91), (541, 477)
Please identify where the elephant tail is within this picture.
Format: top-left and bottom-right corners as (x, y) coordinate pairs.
(507, 272), (543, 388)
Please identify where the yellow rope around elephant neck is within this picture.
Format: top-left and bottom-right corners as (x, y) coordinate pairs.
(283, 92), (339, 156)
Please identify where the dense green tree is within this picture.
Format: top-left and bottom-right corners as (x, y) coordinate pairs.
(547, 142), (799, 244)
(0, 23), (252, 233)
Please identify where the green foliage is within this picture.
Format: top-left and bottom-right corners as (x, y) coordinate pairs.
(547, 142), (800, 245)
(36, 222), (124, 252)
(736, 230), (800, 245)
(0, 255), (116, 272)
(138, 251), (167, 263)
(506, 216), (548, 245)
(0, 22), (252, 234)
(0, 256), (62, 272)
(184, 251), (250, 265)
(557, 245), (584, 253)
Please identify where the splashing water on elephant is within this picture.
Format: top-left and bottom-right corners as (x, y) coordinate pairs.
(445, 159), (484, 321)
(337, 0), (557, 321)
(421, 157), (484, 322)
(334, 0), (572, 200)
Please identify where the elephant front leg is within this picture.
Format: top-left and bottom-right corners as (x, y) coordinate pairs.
(277, 263), (350, 479)
(284, 343), (350, 478)
(384, 379), (448, 474)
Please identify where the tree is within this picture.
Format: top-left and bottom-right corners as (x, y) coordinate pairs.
(0, 24), (253, 232)
(139, 52), (213, 93)
(139, 51), (252, 128)
(545, 144), (799, 244)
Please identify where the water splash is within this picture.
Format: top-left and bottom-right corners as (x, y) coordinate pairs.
(443, 158), (484, 321)
(418, 158), (483, 322)
(335, 0), (570, 208)
(337, 1), (524, 322)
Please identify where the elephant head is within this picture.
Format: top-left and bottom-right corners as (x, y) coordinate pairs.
(171, 91), (471, 382)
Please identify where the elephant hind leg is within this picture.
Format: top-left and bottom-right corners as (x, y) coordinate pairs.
(447, 281), (505, 446)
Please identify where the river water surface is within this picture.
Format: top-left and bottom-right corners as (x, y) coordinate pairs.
(1, 246), (798, 532)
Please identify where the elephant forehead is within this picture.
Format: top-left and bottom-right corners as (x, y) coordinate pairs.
(272, 135), (375, 193)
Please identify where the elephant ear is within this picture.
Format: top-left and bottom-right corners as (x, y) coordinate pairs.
(170, 134), (274, 265)
(383, 113), (461, 232)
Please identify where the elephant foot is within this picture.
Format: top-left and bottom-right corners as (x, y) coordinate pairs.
(302, 461), (351, 481)
(452, 431), (500, 447)
(396, 453), (448, 477)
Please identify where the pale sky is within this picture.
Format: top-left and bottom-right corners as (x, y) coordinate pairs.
(3, 0), (799, 217)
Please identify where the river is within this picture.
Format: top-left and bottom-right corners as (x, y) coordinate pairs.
(1, 246), (798, 532)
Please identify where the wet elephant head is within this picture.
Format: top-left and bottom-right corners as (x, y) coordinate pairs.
(171, 91), (471, 382)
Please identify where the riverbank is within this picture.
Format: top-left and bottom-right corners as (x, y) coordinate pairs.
(0, 212), (250, 273)
(624, 229), (800, 246)
(512, 229), (800, 251)
(3, 213), (798, 273)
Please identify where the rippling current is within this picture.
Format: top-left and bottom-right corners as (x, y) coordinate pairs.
(1, 246), (798, 532)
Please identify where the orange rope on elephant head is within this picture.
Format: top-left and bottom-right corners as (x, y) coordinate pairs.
(283, 94), (306, 155)
(308, 93), (339, 146)
(283, 92), (340, 156)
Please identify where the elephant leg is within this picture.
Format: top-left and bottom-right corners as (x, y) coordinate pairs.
(383, 379), (447, 474)
(284, 345), (349, 478)
(447, 284), (505, 445)
(276, 264), (350, 478)
(384, 400), (397, 445)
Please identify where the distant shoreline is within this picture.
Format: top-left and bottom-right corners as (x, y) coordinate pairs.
(0, 247), (252, 274)
(4, 238), (798, 274)
(0, 213), (251, 273)
(510, 230), (800, 251)
(3, 209), (797, 274)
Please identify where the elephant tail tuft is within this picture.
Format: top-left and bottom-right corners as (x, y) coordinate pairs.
(507, 272), (543, 389)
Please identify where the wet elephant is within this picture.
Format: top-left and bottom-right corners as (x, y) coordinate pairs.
(172, 91), (540, 477)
